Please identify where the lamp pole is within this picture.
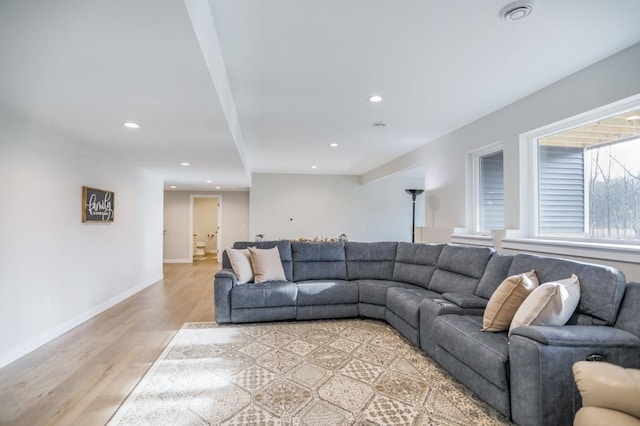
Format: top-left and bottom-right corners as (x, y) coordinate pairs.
(405, 189), (424, 243)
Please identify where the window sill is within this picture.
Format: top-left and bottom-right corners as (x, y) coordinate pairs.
(450, 234), (493, 247)
(501, 238), (640, 264)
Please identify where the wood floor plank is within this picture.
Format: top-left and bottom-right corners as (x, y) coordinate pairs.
(0, 257), (219, 425)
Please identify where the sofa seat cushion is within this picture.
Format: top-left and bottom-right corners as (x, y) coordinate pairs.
(296, 280), (358, 306)
(231, 281), (297, 309)
(432, 315), (510, 391)
(357, 279), (421, 305)
(386, 287), (441, 328)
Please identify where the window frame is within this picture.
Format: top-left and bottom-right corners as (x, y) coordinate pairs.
(520, 93), (640, 246)
(470, 142), (504, 235)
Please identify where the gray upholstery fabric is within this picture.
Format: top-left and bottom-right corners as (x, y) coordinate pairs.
(428, 245), (493, 294)
(230, 280), (297, 309)
(435, 344), (511, 417)
(509, 328), (640, 426)
(428, 269), (480, 295)
(297, 304), (358, 320)
(386, 287), (441, 328)
(356, 279), (420, 305)
(435, 244), (494, 278)
(615, 282), (640, 338)
(292, 241), (347, 281)
(232, 306), (296, 323)
(231, 240), (294, 281)
(296, 280), (358, 306)
(442, 293), (488, 308)
(346, 241), (397, 280)
(358, 303), (386, 319)
(392, 243), (444, 288)
(432, 315), (510, 391)
(386, 309), (420, 345)
(475, 252), (514, 299)
(214, 270), (234, 323)
(508, 254), (626, 325)
(419, 298), (485, 356)
(510, 325), (640, 348)
(386, 287), (441, 346)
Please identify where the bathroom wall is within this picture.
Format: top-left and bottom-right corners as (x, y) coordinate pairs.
(0, 109), (164, 368)
(193, 197), (218, 254)
(163, 190), (249, 262)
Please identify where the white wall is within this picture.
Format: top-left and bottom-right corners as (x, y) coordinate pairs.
(364, 43), (640, 230)
(250, 173), (425, 242)
(363, 42), (640, 281)
(0, 110), (164, 368)
(163, 190), (249, 261)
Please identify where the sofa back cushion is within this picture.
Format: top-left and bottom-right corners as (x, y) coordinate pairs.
(614, 282), (640, 338)
(475, 253), (515, 299)
(346, 241), (397, 280)
(392, 243), (444, 288)
(224, 241), (294, 281)
(508, 254), (626, 326)
(292, 241), (347, 281)
(429, 244), (494, 294)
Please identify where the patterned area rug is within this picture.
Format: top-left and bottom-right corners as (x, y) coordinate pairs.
(109, 319), (511, 425)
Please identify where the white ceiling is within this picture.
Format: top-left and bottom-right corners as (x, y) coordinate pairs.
(1, 0), (640, 191)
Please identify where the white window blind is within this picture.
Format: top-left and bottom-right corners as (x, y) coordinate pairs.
(478, 151), (504, 233)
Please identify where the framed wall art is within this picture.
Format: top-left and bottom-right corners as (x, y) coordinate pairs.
(82, 186), (115, 222)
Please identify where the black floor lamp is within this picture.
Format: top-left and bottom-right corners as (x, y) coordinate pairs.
(405, 189), (424, 243)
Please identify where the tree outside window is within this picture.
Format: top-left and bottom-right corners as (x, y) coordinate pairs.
(537, 110), (640, 242)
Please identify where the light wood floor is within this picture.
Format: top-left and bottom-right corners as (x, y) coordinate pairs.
(0, 257), (220, 426)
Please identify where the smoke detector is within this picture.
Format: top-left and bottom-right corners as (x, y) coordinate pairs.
(500, 1), (534, 21)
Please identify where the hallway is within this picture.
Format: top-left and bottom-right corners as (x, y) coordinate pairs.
(0, 258), (220, 425)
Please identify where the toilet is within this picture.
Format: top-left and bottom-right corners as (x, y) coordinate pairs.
(195, 241), (207, 257)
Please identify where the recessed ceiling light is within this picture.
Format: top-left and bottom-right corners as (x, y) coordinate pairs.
(500, 1), (534, 21)
(206, 180), (213, 183)
(170, 185), (176, 189)
(215, 186), (221, 189)
(311, 165), (318, 169)
(373, 121), (387, 128)
(123, 122), (140, 129)
(626, 115), (640, 121)
(180, 162), (190, 166)
(330, 143), (339, 147)
(368, 95), (383, 103)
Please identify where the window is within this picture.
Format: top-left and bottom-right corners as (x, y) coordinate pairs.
(473, 146), (504, 234)
(536, 108), (640, 242)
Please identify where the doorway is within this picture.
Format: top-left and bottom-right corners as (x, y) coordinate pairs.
(189, 194), (222, 262)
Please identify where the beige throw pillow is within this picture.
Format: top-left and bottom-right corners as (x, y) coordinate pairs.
(509, 274), (581, 336)
(226, 248), (254, 284)
(482, 270), (539, 332)
(248, 247), (287, 283)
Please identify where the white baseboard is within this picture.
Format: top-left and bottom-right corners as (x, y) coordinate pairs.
(163, 258), (191, 263)
(0, 273), (163, 370)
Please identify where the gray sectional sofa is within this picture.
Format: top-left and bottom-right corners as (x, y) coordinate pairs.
(213, 240), (640, 426)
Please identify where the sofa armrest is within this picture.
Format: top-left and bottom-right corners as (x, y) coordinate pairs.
(573, 361), (640, 419)
(509, 325), (640, 426)
(511, 325), (640, 348)
(441, 293), (488, 309)
(215, 268), (238, 285)
(214, 269), (237, 323)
